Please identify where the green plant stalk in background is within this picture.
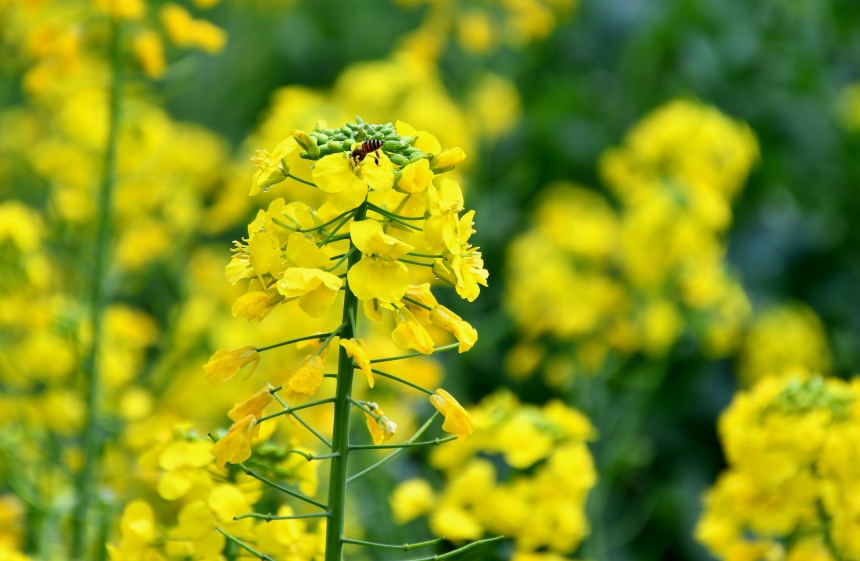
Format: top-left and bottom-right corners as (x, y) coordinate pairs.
(72, 18), (121, 560)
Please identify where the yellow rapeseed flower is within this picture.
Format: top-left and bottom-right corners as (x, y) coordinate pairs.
(210, 414), (258, 469)
(249, 138), (296, 195)
(340, 338), (374, 387)
(424, 178), (464, 254)
(430, 305), (478, 352)
(396, 159), (434, 194)
(392, 307), (435, 354)
(227, 385), (274, 422)
(284, 355), (324, 400)
(312, 152), (395, 211)
(430, 389), (476, 441)
(364, 402), (397, 445)
(348, 220), (414, 302)
(203, 345), (260, 386)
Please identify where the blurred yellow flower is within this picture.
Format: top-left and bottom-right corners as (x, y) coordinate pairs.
(390, 479), (435, 524)
(210, 414), (258, 469)
(203, 345), (260, 387)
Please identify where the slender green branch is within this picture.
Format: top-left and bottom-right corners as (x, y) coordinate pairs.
(298, 209), (355, 233)
(350, 436), (457, 450)
(288, 449), (341, 461)
(408, 252), (444, 258)
(327, 248), (355, 272)
(215, 527), (276, 561)
(381, 215), (423, 231)
(317, 214), (354, 246)
(234, 512), (331, 522)
(370, 368), (434, 395)
(257, 333), (332, 353)
(256, 397), (335, 424)
(288, 173), (317, 188)
(315, 322), (346, 356)
(324, 373), (338, 378)
(369, 343), (459, 364)
(72, 19), (122, 560)
(207, 433), (327, 510)
(347, 397), (381, 421)
(347, 412), (440, 484)
(329, 253), (347, 260)
(401, 536), (505, 561)
(319, 233), (351, 246)
(402, 295), (433, 311)
(341, 537), (446, 551)
(367, 202), (425, 221)
(271, 393), (332, 448)
(399, 258), (435, 268)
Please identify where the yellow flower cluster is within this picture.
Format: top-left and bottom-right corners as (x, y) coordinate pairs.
(395, 0), (578, 59)
(696, 374), (860, 561)
(505, 100), (759, 382)
(738, 303), (831, 386)
(390, 390), (597, 560)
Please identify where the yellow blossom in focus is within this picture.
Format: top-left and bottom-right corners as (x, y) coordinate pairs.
(210, 414), (258, 469)
(430, 306), (478, 352)
(430, 389), (476, 441)
(348, 220), (414, 302)
(203, 345), (260, 386)
(341, 338), (374, 387)
(392, 306), (435, 354)
(396, 159), (435, 194)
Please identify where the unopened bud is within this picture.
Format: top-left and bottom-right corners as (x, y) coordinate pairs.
(430, 147), (466, 173)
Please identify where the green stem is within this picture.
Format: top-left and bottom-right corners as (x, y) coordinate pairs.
(367, 202), (425, 221)
(324, 202), (367, 561)
(328, 248), (355, 272)
(370, 368), (434, 395)
(369, 343), (459, 364)
(347, 412), (439, 484)
(319, 233), (351, 246)
(288, 450), (341, 461)
(257, 333), (332, 353)
(72, 19), (121, 560)
(401, 536), (504, 561)
(256, 397), (335, 424)
(317, 214), (354, 246)
(402, 295), (433, 311)
(347, 397), (381, 421)
(271, 393), (332, 448)
(408, 252), (443, 258)
(234, 512), (331, 522)
(298, 209), (355, 233)
(215, 527), (276, 561)
(288, 173), (317, 188)
(315, 323), (346, 356)
(399, 258), (434, 268)
(341, 537), (446, 551)
(350, 436), (457, 450)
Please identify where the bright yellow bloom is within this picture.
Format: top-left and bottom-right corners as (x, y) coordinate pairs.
(392, 307), (435, 354)
(430, 389), (476, 441)
(390, 479), (436, 524)
(404, 283), (439, 324)
(231, 285), (284, 325)
(133, 30), (166, 79)
(430, 306), (478, 352)
(312, 152), (395, 211)
(161, 3), (227, 53)
(364, 402), (397, 445)
(250, 138), (296, 195)
(228, 385), (274, 422)
(396, 159), (434, 194)
(203, 346), (260, 386)
(348, 220), (414, 302)
(430, 147), (466, 173)
(396, 120), (442, 154)
(424, 178), (464, 254)
(284, 355), (324, 400)
(340, 338), (374, 387)
(276, 233), (343, 317)
(210, 414), (258, 468)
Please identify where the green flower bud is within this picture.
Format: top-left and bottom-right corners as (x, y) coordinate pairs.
(409, 151), (430, 163)
(389, 153), (410, 167)
(327, 140), (345, 152)
(309, 131), (329, 144)
(383, 140), (406, 152)
(333, 133), (348, 141)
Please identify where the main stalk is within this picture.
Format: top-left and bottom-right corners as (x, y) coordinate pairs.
(324, 202), (366, 561)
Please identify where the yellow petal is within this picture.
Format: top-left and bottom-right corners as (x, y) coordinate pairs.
(157, 470), (193, 501)
(228, 385), (274, 422)
(285, 355), (324, 399)
(203, 346), (260, 387)
(392, 307), (435, 354)
(341, 338), (373, 388)
(359, 153), (395, 191)
(430, 306), (478, 352)
(286, 232), (330, 269)
(430, 389), (476, 441)
(350, 220), (414, 259)
(277, 267), (343, 298)
(312, 153), (364, 194)
(209, 415), (257, 468)
(396, 159), (434, 194)
(348, 258), (410, 302)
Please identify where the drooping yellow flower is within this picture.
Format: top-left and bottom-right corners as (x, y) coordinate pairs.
(396, 159), (435, 194)
(284, 355), (324, 400)
(348, 220), (414, 302)
(228, 385), (274, 422)
(277, 233), (343, 317)
(424, 178), (464, 254)
(312, 152), (395, 211)
(403, 283), (439, 324)
(210, 414), (258, 468)
(340, 338), (374, 388)
(231, 284), (284, 325)
(430, 389), (476, 441)
(392, 307), (435, 354)
(364, 402), (397, 445)
(430, 306), (478, 352)
(203, 346), (260, 386)
(250, 138), (296, 195)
